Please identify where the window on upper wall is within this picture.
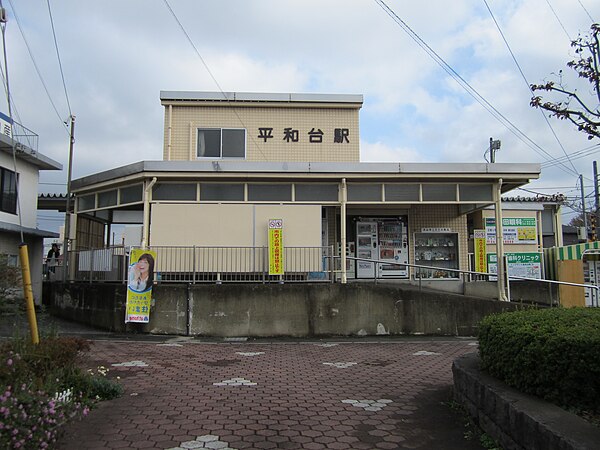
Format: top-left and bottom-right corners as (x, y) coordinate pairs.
(0, 167), (17, 214)
(197, 128), (246, 158)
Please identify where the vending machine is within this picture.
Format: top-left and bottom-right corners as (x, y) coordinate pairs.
(377, 220), (409, 278)
(356, 219), (409, 279)
(356, 221), (378, 278)
(584, 258), (600, 307)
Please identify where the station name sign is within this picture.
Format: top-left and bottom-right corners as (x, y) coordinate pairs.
(257, 127), (350, 144)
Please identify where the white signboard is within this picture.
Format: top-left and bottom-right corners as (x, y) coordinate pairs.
(485, 217), (537, 245)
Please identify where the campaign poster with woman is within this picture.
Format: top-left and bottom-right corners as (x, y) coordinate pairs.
(125, 249), (157, 323)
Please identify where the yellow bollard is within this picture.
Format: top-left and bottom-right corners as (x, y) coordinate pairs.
(19, 244), (39, 344)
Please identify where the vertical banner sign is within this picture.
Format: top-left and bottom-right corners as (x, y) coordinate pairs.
(126, 248), (157, 323)
(268, 219), (284, 275)
(474, 229), (487, 273)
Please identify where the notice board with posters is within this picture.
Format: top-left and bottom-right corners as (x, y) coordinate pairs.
(485, 217), (537, 245)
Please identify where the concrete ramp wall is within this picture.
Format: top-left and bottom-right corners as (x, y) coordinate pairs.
(45, 283), (520, 337)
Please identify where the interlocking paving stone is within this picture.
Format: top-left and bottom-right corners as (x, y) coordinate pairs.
(58, 339), (481, 450)
(322, 362), (358, 368)
(111, 360), (149, 367)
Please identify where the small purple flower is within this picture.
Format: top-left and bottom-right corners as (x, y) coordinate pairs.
(6, 359), (12, 366)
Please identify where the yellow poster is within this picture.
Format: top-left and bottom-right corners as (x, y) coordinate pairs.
(126, 248), (157, 323)
(268, 219), (284, 275)
(474, 229), (487, 273)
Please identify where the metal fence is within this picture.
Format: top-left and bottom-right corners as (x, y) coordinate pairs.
(67, 245), (334, 284)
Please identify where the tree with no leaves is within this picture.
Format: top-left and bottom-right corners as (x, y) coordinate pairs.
(530, 24), (600, 140)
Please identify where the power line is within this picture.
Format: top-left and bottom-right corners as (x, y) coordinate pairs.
(577, 0), (595, 23)
(45, 0), (71, 117)
(483, 0), (579, 176)
(162, 0), (269, 161)
(541, 143), (600, 168)
(0, 0), (24, 242)
(372, 0), (579, 178)
(545, 0), (572, 41)
(6, 0), (69, 134)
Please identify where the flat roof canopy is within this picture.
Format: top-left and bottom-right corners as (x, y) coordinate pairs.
(72, 160), (540, 192)
(160, 91), (363, 106)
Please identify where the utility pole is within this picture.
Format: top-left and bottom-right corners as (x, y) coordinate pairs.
(62, 115), (75, 282)
(594, 161), (600, 241)
(580, 173), (588, 241)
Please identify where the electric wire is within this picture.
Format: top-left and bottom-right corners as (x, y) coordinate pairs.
(45, 0), (72, 118)
(541, 143), (600, 168)
(6, 0), (69, 134)
(545, 0), (572, 41)
(0, 63), (36, 150)
(483, 0), (579, 176)
(577, 0), (596, 24)
(0, 0), (23, 242)
(516, 187), (565, 196)
(162, 0), (269, 161)
(373, 0), (579, 178)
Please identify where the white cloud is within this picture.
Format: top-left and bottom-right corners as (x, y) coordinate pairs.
(360, 140), (427, 163)
(0, 0), (596, 233)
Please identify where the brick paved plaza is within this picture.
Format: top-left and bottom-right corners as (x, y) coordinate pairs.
(59, 338), (483, 450)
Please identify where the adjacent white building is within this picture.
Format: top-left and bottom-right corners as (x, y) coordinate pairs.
(0, 113), (62, 303)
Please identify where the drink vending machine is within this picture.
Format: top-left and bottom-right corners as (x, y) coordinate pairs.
(356, 218), (409, 279)
(584, 258), (600, 307)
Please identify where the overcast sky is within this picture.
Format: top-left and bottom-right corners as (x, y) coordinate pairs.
(1, 0), (598, 232)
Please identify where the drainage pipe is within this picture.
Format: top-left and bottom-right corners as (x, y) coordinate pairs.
(141, 177), (157, 249)
(341, 178), (347, 284)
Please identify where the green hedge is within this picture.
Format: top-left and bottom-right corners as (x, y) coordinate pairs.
(478, 307), (600, 412)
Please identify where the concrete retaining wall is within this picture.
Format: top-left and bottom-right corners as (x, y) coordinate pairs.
(464, 280), (558, 305)
(46, 283), (520, 337)
(453, 353), (600, 450)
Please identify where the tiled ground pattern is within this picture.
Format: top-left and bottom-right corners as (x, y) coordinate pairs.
(59, 340), (478, 449)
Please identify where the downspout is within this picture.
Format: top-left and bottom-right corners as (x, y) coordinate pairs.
(555, 204), (563, 247)
(341, 178), (347, 284)
(536, 210), (543, 252)
(495, 179), (508, 301)
(167, 104), (172, 160)
(141, 177), (157, 250)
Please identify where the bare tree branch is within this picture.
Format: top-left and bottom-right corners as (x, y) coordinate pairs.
(531, 24), (600, 140)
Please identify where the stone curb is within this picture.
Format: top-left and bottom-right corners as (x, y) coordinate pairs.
(452, 353), (600, 450)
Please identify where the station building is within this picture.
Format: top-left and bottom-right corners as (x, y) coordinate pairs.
(69, 91), (542, 287)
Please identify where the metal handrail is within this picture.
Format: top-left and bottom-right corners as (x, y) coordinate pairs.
(336, 255), (600, 306)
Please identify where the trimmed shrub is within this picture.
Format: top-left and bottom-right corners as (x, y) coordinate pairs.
(479, 307), (600, 412)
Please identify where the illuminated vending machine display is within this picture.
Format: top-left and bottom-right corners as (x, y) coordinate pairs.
(584, 258), (600, 307)
(356, 221), (377, 278)
(377, 220), (409, 278)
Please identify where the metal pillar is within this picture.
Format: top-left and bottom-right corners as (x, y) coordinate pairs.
(495, 179), (508, 301)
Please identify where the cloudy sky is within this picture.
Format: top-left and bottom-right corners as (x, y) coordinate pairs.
(1, 0), (598, 232)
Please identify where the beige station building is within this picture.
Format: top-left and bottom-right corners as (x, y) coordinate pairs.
(69, 91), (543, 287)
